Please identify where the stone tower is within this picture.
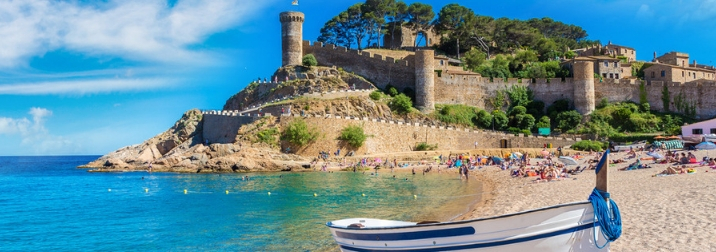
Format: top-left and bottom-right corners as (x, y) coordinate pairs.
(572, 60), (595, 115)
(414, 50), (435, 113)
(279, 11), (304, 66)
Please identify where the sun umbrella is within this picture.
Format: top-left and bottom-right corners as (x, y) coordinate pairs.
(558, 156), (579, 166)
(695, 141), (716, 150)
(512, 152), (523, 157)
(646, 152), (664, 160)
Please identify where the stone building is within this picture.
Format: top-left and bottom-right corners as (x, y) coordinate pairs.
(644, 52), (716, 83)
(604, 41), (636, 62)
(382, 25), (441, 49)
(563, 56), (630, 79)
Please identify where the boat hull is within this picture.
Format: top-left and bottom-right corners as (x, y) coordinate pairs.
(327, 202), (609, 251)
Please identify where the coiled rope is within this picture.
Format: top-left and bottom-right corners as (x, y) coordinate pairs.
(588, 188), (622, 249)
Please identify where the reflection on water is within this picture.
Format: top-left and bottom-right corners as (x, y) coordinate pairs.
(0, 157), (482, 252)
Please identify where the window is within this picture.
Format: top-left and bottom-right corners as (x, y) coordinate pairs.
(604, 61), (608, 67)
(661, 70), (666, 77)
(693, 129), (703, 135)
(651, 71), (655, 78)
(614, 62), (618, 67)
(439, 60), (444, 66)
(682, 71), (685, 77)
(615, 74), (619, 79)
(609, 73), (614, 78)
(711, 128), (716, 134)
(603, 73), (607, 78)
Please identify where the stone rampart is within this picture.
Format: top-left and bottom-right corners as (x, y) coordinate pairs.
(303, 40), (415, 90)
(280, 115), (578, 156)
(202, 112), (260, 144)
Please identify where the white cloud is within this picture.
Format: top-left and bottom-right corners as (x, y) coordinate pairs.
(636, 4), (654, 19)
(0, 0), (273, 68)
(0, 78), (172, 95)
(0, 107), (78, 154)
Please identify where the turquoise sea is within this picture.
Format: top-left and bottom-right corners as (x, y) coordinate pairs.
(0, 156), (482, 251)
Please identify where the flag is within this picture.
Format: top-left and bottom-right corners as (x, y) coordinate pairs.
(291, 0), (298, 5)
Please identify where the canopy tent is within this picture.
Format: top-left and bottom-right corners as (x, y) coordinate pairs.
(652, 140), (684, 150)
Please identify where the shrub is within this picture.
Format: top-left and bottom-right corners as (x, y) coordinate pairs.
(639, 102), (650, 112)
(302, 54), (317, 67)
(572, 140), (607, 151)
(597, 98), (609, 109)
(369, 90), (382, 101)
(507, 127), (521, 135)
(536, 116), (551, 129)
(390, 94), (413, 114)
(556, 110), (582, 132)
(475, 109), (493, 129)
(414, 142), (438, 151)
(256, 127), (278, 145)
(521, 129), (532, 135)
(281, 118), (319, 146)
(385, 84), (399, 96)
(435, 104), (477, 127)
(491, 110), (509, 130)
(339, 125), (367, 148)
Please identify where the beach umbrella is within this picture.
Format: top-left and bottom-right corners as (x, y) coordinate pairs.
(512, 152), (523, 157)
(646, 152), (664, 160)
(654, 135), (666, 140)
(558, 156), (579, 166)
(695, 141), (716, 150)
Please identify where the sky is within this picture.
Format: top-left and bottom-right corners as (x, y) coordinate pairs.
(2, 0), (716, 156)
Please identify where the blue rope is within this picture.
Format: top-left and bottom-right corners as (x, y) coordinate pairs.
(588, 188), (622, 249)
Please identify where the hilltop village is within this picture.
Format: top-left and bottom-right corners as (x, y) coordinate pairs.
(82, 3), (715, 172)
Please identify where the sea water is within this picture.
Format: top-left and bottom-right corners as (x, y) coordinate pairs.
(0, 156), (482, 251)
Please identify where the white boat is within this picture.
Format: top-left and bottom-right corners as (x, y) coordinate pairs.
(612, 142), (646, 152)
(327, 151), (621, 251)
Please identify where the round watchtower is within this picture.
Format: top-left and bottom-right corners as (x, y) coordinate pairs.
(279, 11), (305, 67)
(415, 50), (435, 113)
(572, 60), (595, 115)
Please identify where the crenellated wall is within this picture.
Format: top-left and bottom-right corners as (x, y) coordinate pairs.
(303, 40), (415, 91)
(280, 115), (579, 156)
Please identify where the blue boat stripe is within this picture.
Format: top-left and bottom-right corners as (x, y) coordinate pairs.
(335, 227), (475, 241)
(338, 223), (594, 252)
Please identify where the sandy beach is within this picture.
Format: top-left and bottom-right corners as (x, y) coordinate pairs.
(458, 149), (716, 252)
(317, 148), (716, 251)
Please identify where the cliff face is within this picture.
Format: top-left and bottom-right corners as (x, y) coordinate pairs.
(222, 66), (373, 111)
(82, 110), (308, 173)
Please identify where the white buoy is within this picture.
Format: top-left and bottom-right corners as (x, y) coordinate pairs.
(108, 188), (111, 192)
(268, 192), (271, 195)
(414, 195), (417, 199)
(226, 190), (229, 194)
(314, 193), (317, 197)
(145, 188), (148, 193)
(184, 189), (188, 194)
(362, 193), (365, 197)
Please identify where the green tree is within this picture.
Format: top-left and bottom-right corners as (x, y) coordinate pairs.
(463, 48), (486, 71)
(385, 0), (408, 49)
(434, 3), (475, 58)
(406, 3), (435, 47)
(361, 0), (393, 47)
(536, 116), (551, 128)
(506, 85), (533, 108)
(475, 109), (493, 128)
(556, 110), (582, 132)
(302, 54), (317, 67)
(391, 93), (413, 113)
(339, 125), (367, 148)
(281, 119), (319, 146)
(491, 110), (508, 130)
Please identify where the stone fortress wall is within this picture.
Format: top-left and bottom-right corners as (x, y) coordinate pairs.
(302, 41), (416, 91)
(279, 115), (579, 156)
(301, 39), (716, 119)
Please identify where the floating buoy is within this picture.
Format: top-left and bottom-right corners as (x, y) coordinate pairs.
(145, 188), (148, 193)
(226, 190), (229, 194)
(414, 195), (417, 199)
(268, 192), (271, 195)
(184, 189), (188, 194)
(108, 188), (111, 192)
(362, 193), (365, 197)
(314, 193), (317, 197)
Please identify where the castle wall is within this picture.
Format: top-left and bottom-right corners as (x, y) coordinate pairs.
(302, 40), (415, 90)
(202, 114), (258, 144)
(281, 115), (578, 156)
(433, 74), (576, 111)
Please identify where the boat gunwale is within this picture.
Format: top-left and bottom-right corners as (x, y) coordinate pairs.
(326, 200), (592, 230)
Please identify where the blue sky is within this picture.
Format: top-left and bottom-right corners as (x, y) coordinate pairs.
(1, 0), (715, 156)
